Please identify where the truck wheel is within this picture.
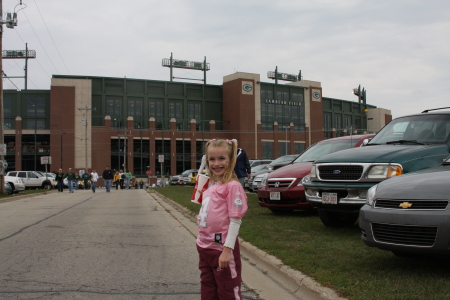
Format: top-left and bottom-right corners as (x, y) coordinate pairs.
(43, 183), (52, 190)
(318, 209), (358, 227)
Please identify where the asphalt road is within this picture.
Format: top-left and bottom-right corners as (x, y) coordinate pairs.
(0, 188), (341, 300)
(0, 188), (260, 299)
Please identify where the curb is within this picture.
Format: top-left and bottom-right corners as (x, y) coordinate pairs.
(151, 190), (346, 300)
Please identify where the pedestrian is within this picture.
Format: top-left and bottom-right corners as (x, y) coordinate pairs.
(64, 168), (76, 193)
(74, 173), (81, 190)
(119, 169), (125, 190)
(125, 169), (132, 189)
(139, 180), (144, 189)
(82, 171), (91, 190)
(102, 166), (114, 193)
(90, 169), (98, 193)
(55, 168), (64, 192)
(113, 171), (120, 190)
(231, 139), (251, 189)
(196, 138), (248, 299)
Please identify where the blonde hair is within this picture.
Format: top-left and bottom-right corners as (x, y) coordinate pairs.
(205, 139), (239, 184)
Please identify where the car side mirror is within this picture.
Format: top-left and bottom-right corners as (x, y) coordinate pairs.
(362, 138), (372, 146)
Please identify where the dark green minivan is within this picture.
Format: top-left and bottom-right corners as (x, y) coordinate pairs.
(304, 108), (450, 227)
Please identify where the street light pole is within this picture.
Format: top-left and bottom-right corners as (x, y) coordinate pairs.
(34, 105), (37, 170)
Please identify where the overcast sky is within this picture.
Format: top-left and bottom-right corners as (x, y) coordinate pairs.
(2, 0), (450, 119)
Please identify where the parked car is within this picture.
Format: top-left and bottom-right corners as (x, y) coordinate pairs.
(4, 175), (25, 192)
(189, 169), (208, 186)
(360, 156), (450, 256)
(249, 154), (298, 192)
(6, 171), (55, 190)
(258, 134), (375, 213)
(245, 164), (269, 189)
(249, 159), (273, 168)
(169, 169), (198, 185)
(304, 108), (450, 227)
(35, 171), (57, 187)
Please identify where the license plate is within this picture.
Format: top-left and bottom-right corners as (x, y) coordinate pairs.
(270, 192), (281, 200)
(322, 192), (338, 204)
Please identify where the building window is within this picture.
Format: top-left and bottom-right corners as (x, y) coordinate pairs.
(169, 101), (183, 130)
(323, 113), (332, 138)
(149, 100), (163, 129)
(295, 142), (305, 154)
(26, 97), (46, 129)
(128, 98), (143, 128)
(262, 141), (273, 159)
(107, 97), (123, 128)
(188, 102), (201, 130)
(279, 141), (289, 156)
(261, 87), (305, 132)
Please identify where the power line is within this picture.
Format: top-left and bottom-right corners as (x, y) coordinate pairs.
(32, 0), (70, 74)
(20, 8), (59, 73)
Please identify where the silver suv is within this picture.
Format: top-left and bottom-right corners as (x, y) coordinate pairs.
(6, 171), (55, 190)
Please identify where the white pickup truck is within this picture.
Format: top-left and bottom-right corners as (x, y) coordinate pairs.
(6, 171), (55, 190)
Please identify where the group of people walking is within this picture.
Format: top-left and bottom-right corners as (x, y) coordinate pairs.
(55, 168), (99, 193)
(101, 167), (134, 192)
(54, 167), (137, 194)
(112, 169), (133, 190)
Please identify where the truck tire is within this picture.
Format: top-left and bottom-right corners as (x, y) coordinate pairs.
(318, 208), (358, 227)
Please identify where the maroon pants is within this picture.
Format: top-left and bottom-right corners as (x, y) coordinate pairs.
(197, 241), (242, 300)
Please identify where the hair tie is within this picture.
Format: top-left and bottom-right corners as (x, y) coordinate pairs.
(208, 139), (216, 144)
(226, 139), (232, 144)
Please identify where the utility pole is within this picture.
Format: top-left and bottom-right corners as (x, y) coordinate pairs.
(78, 106), (95, 173)
(0, 0), (22, 194)
(118, 128), (131, 172)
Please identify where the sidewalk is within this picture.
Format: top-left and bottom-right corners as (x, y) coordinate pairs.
(149, 190), (346, 300)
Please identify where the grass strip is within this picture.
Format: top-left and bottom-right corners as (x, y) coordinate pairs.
(153, 186), (450, 300)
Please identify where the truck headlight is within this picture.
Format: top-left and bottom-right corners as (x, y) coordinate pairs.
(309, 165), (317, 180)
(367, 165), (402, 179)
(366, 184), (378, 206)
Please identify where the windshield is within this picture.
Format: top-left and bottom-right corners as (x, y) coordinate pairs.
(369, 114), (450, 145)
(181, 170), (195, 176)
(293, 138), (361, 163)
(270, 155), (296, 165)
(251, 164), (268, 173)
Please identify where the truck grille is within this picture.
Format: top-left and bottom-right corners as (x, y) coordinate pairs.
(375, 199), (448, 210)
(318, 165), (363, 180)
(372, 223), (437, 247)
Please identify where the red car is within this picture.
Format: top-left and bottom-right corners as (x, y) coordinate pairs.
(257, 134), (375, 213)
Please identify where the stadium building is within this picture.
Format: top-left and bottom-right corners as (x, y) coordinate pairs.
(3, 71), (391, 182)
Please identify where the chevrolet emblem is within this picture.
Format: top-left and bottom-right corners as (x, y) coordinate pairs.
(399, 202), (413, 208)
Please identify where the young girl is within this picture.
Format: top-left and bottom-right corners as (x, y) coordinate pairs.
(196, 139), (248, 299)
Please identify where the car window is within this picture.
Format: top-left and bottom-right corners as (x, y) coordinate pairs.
(8, 172), (16, 176)
(29, 172), (39, 178)
(18, 172), (26, 178)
